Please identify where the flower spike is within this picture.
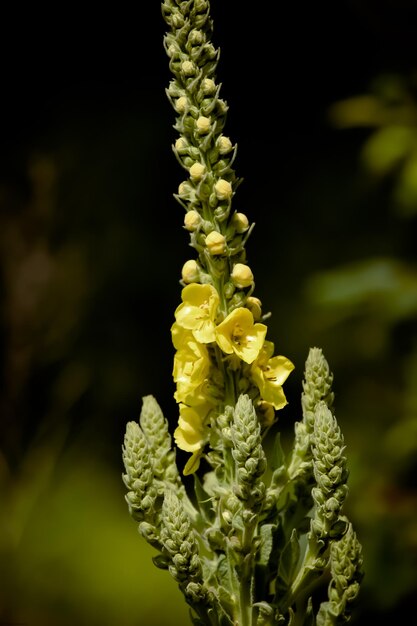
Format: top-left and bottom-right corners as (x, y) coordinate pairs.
(121, 3), (363, 625)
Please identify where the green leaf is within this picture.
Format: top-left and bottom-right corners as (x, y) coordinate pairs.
(254, 601), (276, 625)
(329, 518), (348, 539)
(268, 522), (286, 580)
(278, 529), (300, 587)
(258, 523), (276, 567)
(217, 585), (236, 616)
(194, 473), (215, 522)
(271, 432), (286, 472)
(152, 553), (170, 570)
(305, 597), (316, 626)
(362, 125), (413, 176)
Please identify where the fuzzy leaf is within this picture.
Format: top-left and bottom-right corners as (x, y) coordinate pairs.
(215, 554), (229, 585)
(217, 585), (236, 616)
(259, 523), (276, 566)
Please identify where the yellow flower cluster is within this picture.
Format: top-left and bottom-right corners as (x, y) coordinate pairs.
(172, 283), (294, 473)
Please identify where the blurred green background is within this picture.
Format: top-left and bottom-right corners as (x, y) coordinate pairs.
(1, 2), (416, 624)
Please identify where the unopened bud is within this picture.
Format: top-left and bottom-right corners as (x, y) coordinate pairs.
(196, 116), (211, 134)
(195, 0), (208, 12)
(214, 178), (233, 201)
(246, 296), (262, 320)
(175, 137), (188, 154)
(167, 44), (178, 58)
(205, 231), (226, 255)
(217, 136), (233, 155)
(175, 96), (188, 114)
(184, 210), (201, 231)
(181, 60), (196, 76)
(231, 212), (249, 233)
(188, 29), (204, 46)
(178, 181), (192, 197)
(189, 162), (206, 180)
(231, 263), (253, 288)
(181, 260), (200, 283)
(171, 13), (185, 29)
(201, 78), (216, 95)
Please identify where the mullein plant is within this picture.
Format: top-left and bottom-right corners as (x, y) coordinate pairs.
(122, 2), (363, 625)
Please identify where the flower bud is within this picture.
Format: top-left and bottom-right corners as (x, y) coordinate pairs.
(205, 231), (226, 255)
(201, 78), (216, 95)
(195, 0), (208, 12)
(181, 260), (200, 283)
(196, 116), (211, 134)
(171, 13), (185, 29)
(204, 43), (217, 60)
(223, 281), (235, 299)
(178, 181), (192, 197)
(214, 178), (233, 200)
(184, 210), (201, 231)
(246, 296), (262, 320)
(181, 60), (196, 76)
(189, 162), (206, 181)
(175, 137), (188, 154)
(175, 96), (188, 114)
(217, 136), (233, 155)
(231, 212), (249, 233)
(188, 29), (204, 45)
(216, 99), (228, 115)
(231, 263), (253, 288)
(167, 80), (181, 98)
(167, 44), (178, 58)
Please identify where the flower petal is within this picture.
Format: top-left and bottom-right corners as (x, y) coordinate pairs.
(236, 322), (267, 364)
(183, 450), (202, 475)
(267, 355), (295, 385)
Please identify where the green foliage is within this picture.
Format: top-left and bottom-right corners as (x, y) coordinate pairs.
(123, 379), (362, 625)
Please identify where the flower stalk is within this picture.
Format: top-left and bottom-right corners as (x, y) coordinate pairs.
(121, 2), (363, 624)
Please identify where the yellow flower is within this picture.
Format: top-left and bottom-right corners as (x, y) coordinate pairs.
(175, 283), (219, 343)
(174, 404), (211, 475)
(183, 450), (203, 475)
(251, 341), (294, 409)
(215, 307), (267, 364)
(174, 404), (208, 452)
(172, 324), (210, 402)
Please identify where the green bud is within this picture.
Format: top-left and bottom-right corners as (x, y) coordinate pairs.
(231, 395), (266, 505)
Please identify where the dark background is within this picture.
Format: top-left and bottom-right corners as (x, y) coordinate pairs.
(1, 2), (416, 624)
